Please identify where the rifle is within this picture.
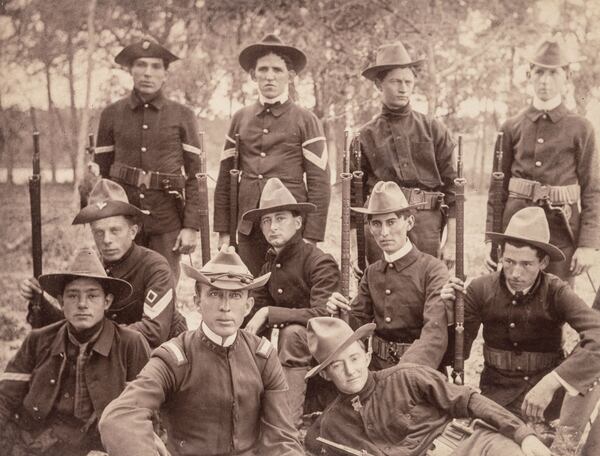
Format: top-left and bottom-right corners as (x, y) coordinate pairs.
(196, 131), (211, 265)
(27, 131), (43, 328)
(317, 437), (375, 456)
(340, 129), (353, 324)
(351, 134), (366, 273)
(451, 135), (466, 385)
(490, 132), (504, 266)
(229, 133), (240, 250)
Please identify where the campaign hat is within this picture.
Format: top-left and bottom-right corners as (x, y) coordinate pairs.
(351, 181), (425, 215)
(241, 178), (316, 222)
(115, 38), (179, 67)
(239, 33), (307, 73)
(362, 41), (424, 81)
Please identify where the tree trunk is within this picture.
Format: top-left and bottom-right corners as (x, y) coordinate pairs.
(67, 31), (79, 182)
(44, 62), (57, 183)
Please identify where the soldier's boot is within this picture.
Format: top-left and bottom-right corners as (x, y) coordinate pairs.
(550, 425), (584, 456)
(283, 366), (309, 428)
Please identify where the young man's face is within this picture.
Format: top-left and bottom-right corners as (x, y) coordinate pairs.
(368, 212), (414, 254)
(60, 278), (112, 331)
(377, 67), (415, 109)
(260, 211), (302, 249)
(91, 215), (138, 263)
(195, 285), (254, 338)
(251, 53), (294, 100)
(321, 341), (371, 395)
(130, 57), (167, 96)
(501, 243), (549, 292)
(529, 64), (568, 101)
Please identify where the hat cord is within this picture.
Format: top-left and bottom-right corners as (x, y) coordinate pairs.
(207, 272), (254, 284)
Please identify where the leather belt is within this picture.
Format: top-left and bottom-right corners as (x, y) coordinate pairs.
(483, 344), (561, 374)
(372, 334), (411, 363)
(401, 187), (444, 210)
(110, 162), (186, 191)
(427, 419), (497, 455)
(508, 177), (580, 204)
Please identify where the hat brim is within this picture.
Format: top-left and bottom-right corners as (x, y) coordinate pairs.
(181, 263), (271, 291)
(362, 60), (425, 81)
(239, 43), (307, 73)
(241, 202), (316, 222)
(39, 273), (132, 306)
(486, 232), (565, 262)
(526, 57), (571, 69)
(305, 322), (376, 380)
(351, 201), (426, 215)
(115, 47), (179, 67)
(72, 201), (148, 225)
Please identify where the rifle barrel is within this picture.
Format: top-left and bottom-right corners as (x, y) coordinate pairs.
(197, 131), (211, 265)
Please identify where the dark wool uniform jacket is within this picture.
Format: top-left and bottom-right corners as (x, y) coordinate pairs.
(251, 233), (340, 326)
(464, 271), (600, 408)
(214, 99), (331, 240)
(318, 363), (534, 456)
(0, 320), (149, 431)
(354, 104), (457, 216)
(95, 90), (202, 234)
(38, 244), (178, 349)
(350, 246), (449, 369)
(99, 328), (304, 456)
(485, 103), (600, 248)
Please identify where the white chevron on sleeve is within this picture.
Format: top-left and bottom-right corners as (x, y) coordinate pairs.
(144, 288), (173, 320)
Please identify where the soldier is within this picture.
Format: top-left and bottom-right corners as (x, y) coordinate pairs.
(242, 177), (340, 426)
(20, 179), (186, 348)
(99, 246), (304, 456)
(326, 181), (449, 371)
(484, 38), (600, 282)
(354, 41), (457, 265)
(94, 38), (202, 280)
(1, 248), (149, 456)
(214, 33), (330, 276)
(442, 207), (600, 452)
(304, 317), (551, 456)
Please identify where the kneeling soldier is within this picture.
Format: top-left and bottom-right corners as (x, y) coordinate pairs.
(99, 246), (304, 456)
(0, 248), (150, 456)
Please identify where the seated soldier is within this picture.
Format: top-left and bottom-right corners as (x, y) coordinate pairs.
(327, 180), (449, 370)
(442, 206), (600, 452)
(242, 177), (340, 426)
(99, 246), (304, 456)
(0, 248), (150, 456)
(20, 178), (187, 348)
(305, 317), (551, 456)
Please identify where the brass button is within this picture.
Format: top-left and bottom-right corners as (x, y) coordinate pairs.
(385, 289), (391, 295)
(524, 376), (529, 381)
(388, 263), (394, 268)
(535, 161), (542, 167)
(512, 300), (517, 305)
(542, 114), (547, 119)
(258, 174), (264, 179)
(275, 263), (281, 268)
(263, 128), (269, 134)
(513, 342), (518, 347)
(139, 193), (145, 199)
(144, 103), (149, 108)
(141, 146), (147, 152)
(509, 322), (516, 328)
(537, 138), (544, 144)
(385, 316), (391, 323)
(50, 379), (56, 385)
(142, 124), (148, 130)
(260, 152), (266, 157)
(277, 288), (283, 294)
(32, 406), (39, 412)
(266, 108), (270, 113)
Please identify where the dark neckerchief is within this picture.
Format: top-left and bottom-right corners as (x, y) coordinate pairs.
(340, 371), (376, 411)
(381, 102), (412, 118)
(104, 243), (135, 271)
(67, 320), (105, 345)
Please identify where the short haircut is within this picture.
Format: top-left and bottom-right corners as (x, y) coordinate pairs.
(62, 276), (108, 295)
(501, 239), (547, 261)
(130, 59), (170, 70)
(123, 215), (139, 227)
(375, 66), (418, 83)
(529, 63), (569, 73)
(366, 210), (412, 221)
(253, 50), (294, 71)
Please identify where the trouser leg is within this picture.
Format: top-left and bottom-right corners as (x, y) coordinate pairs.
(142, 229), (182, 283)
(237, 228), (270, 277)
(451, 427), (525, 456)
(582, 404), (600, 456)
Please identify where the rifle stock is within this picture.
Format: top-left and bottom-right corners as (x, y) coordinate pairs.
(196, 132), (211, 265)
(451, 135), (466, 385)
(229, 133), (240, 250)
(27, 131), (43, 328)
(490, 132), (504, 265)
(351, 134), (366, 273)
(317, 437), (375, 456)
(340, 129), (353, 324)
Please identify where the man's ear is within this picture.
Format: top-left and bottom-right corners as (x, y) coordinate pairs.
(104, 293), (115, 311)
(365, 350), (372, 365)
(406, 214), (416, 232)
(130, 223), (140, 239)
(319, 368), (331, 382)
(250, 69), (257, 82)
(288, 69), (297, 80)
(540, 255), (550, 271)
(374, 80), (383, 92)
(294, 215), (303, 231)
(244, 296), (255, 317)
(193, 294), (201, 307)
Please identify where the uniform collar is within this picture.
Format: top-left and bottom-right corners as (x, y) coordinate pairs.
(201, 321), (237, 347)
(51, 320), (115, 357)
(383, 239), (413, 263)
(128, 89), (165, 110)
(266, 231), (304, 263)
(499, 270), (543, 302)
(525, 100), (567, 123)
(258, 87), (289, 106)
(532, 94), (562, 111)
(378, 243), (419, 273)
(104, 243), (136, 269)
(254, 98), (292, 117)
(381, 102), (412, 118)
(340, 371), (376, 408)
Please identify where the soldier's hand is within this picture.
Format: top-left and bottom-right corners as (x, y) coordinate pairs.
(218, 233), (231, 249)
(520, 435), (551, 456)
(326, 292), (351, 316)
(570, 247), (596, 276)
(19, 277), (42, 301)
(245, 307), (268, 334)
(521, 374), (561, 423)
(173, 228), (198, 255)
(352, 263), (364, 282)
(484, 242), (499, 273)
(440, 277), (464, 302)
(304, 238), (318, 245)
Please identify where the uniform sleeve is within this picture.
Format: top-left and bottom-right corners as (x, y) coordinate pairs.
(432, 119), (457, 217)
(400, 259), (449, 369)
(126, 332), (151, 381)
(180, 107), (202, 231)
(463, 279), (484, 359)
(300, 112), (331, 241)
(256, 342), (305, 455)
(213, 119), (238, 233)
(575, 119), (600, 248)
(127, 261), (176, 348)
(94, 106), (116, 178)
(99, 357), (176, 456)
(349, 266), (376, 330)
(268, 253), (340, 326)
(551, 282), (600, 393)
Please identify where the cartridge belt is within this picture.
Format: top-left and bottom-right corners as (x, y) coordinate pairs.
(508, 178), (580, 204)
(110, 162), (185, 191)
(401, 187), (444, 210)
(427, 419), (497, 455)
(372, 334), (412, 363)
(483, 344), (561, 373)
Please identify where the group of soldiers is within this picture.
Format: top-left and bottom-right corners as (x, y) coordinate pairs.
(1, 31), (599, 456)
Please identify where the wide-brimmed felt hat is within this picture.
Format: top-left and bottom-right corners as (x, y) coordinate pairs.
(362, 41), (424, 81)
(351, 181), (425, 215)
(241, 178), (316, 222)
(39, 248), (132, 303)
(182, 245), (270, 291)
(72, 179), (148, 225)
(115, 38), (179, 67)
(486, 206), (565, 261)
(526, 38), (573, 69)
(238, 33), (307, 73)
(305, 317), (375, 379)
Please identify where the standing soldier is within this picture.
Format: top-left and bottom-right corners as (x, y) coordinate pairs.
(354, 41), (457, 265)
(485, 38), (600, 282)
(214, 34), (331, 276)
(94, 38), (202, 281)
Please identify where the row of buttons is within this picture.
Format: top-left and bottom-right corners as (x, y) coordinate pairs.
(535, 137), (544, 167)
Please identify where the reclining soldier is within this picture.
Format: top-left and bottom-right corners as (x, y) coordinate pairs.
(0, 248), (150, 456)
(99, 246), (304, 456)
(20, 178), (187, 348)
(243, 177), (340, 426)
(305, 317), (551, 456)
(326, 180), (449, 371)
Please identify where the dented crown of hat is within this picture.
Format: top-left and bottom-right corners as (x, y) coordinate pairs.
(238, 33), (307, 73)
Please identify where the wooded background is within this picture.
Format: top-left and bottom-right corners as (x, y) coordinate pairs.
(1, 0), (600, 193)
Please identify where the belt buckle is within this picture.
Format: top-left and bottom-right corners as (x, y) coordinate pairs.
(136, 170), (152, 190)
(531, 183), (550, 203)
(410, 188), (425, 205)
